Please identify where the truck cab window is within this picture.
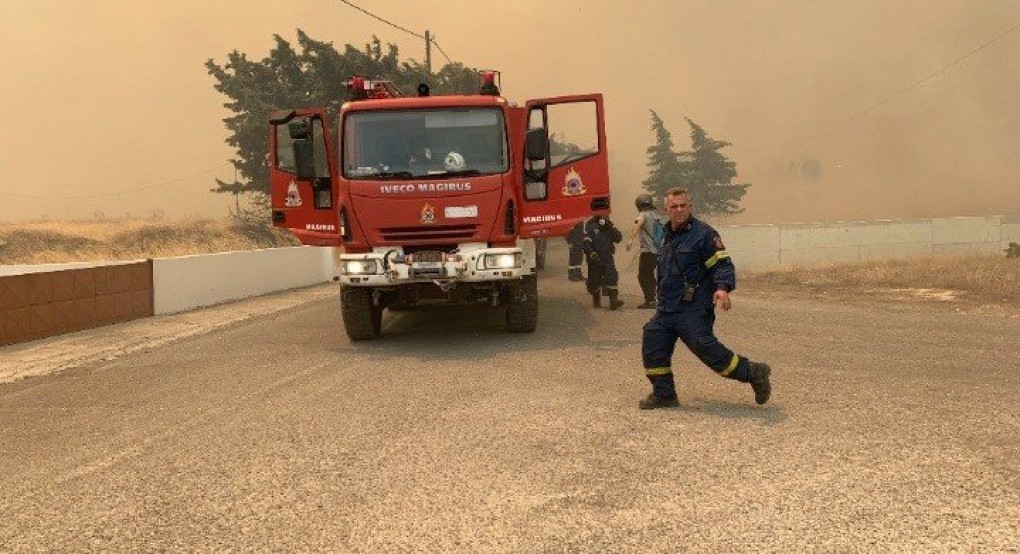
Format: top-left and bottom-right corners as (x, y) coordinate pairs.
(546, 101), (599, 168)
(275, 124), (295, 172)
(275, 118), (331, 178)
(527, 107), (548, 175)
(344, 108), (508, 179)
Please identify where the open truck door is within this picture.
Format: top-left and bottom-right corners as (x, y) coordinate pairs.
(269, 109), (342, 246)
(519, 94), (610, 239)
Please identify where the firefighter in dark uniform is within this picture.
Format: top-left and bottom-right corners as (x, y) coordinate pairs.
(565, 219), (586, 282)
(639, 187), (772, 409)
(583, 215), (624, 310)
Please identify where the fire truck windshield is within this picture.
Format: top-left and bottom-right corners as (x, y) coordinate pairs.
(343, 108), (508, 180)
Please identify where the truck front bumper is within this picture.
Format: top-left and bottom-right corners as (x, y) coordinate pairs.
(337, 246), (530, 287)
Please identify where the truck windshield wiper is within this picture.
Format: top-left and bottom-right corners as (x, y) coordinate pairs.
(368, 171), (415, 180)
(427, 169), (482, 178)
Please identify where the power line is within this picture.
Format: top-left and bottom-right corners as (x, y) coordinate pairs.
(334, 0), (454, 65)
(846, 21), (1020, 122)
(336, 0), (425, 39)
(800, 20), (1020, 143)
(7, 161), (232, 200)
(429, 35), (453, 66)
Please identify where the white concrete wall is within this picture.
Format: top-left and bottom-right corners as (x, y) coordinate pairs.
(717, 215), (1017, 270)
(722, 225), (780, 271)
(999, 215), (1020, 251)
(152, 247), (334, 315)
(5, 215), (1015, 314)
(932, 216), (1002, 255)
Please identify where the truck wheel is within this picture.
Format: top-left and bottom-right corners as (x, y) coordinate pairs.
(341, 287), (382, 340)
(505, 275), (538, 333)
(534, 238), (547, 270)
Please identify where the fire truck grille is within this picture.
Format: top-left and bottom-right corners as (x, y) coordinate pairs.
(379, 224), (478, 243)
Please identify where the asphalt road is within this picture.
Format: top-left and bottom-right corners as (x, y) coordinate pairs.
(1, 245), (1018, 552)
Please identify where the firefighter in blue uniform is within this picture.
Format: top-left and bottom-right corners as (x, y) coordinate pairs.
(639, 187), (772, 409)
(583, 215), (624, 310)
(565, 219), (586, 282)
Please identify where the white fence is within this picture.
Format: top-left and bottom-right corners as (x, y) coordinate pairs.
(152, 247), (335, 314)
(3, 216), (1017, 320)
(721, 215), (1020, 271)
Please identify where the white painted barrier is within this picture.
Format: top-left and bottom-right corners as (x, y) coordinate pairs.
(716, 215), (1018, 270)
(152, 246), (334, 315)
(3, 215), (1016, 318)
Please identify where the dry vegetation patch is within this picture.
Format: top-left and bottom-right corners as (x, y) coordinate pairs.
(0, 218), (299, 264)
(746, 254), (1020, 306)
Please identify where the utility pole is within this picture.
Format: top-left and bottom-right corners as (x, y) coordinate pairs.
(424, 30), (432, 74)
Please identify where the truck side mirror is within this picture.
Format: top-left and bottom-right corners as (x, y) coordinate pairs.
(293, 140), (316, 181)
(525, 128), (548, 162)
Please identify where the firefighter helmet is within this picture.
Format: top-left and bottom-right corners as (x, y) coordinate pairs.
(635, 193), (654, 210)
(444, 151), (466, 171)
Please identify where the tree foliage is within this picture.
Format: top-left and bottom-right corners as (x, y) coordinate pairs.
(641, 110), (685, 204)
(678, 118), (750, 216)
(641, 112), (750, 216)
(205, 31), (480, 197)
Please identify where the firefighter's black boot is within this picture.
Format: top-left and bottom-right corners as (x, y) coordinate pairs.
(591, 293), (601, 308)
(607, 289), (624, 310)
(568, 268), (584, 282)
(638, 393), (679, 410)
(640, 373), (678, 409)
(749, 362), (772, 405)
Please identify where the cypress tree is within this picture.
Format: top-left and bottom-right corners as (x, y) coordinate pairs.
(679, 118), (750, 216)
(641, 110), (685, 202)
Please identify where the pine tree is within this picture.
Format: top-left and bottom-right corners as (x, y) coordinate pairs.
(679, 118), (750, 216)
(205, 31), (480, 198)
(641, 110), (684, 203)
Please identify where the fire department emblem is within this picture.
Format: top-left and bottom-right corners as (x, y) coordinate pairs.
(420, 202), (436, 225)
(285, 179), (302, 207)
(562, 167), (586, 196)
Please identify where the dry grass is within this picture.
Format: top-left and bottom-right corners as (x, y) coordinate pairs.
(746, 254), (1020, 305)
(0, 218), (299, 264)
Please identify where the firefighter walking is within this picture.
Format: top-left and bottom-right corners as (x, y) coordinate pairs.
(582, 216), (624, 310)
(639, 187), (772, 409)
(565, 219), (586, 282)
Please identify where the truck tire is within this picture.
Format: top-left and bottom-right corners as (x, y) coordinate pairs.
(341, 287), (382, 340)
(505, 275), (538, 333)
(534, 238), (547, 270)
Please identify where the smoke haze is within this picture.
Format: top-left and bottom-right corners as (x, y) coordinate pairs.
(2, 0), (1018, 224)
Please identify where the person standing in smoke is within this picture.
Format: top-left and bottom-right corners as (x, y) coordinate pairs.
(582, 216), (624, 310)
(626, 193), (662, 309)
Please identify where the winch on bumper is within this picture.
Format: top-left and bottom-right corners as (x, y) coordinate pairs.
(337, 246), (530, 286)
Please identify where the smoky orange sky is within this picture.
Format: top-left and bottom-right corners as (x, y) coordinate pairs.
(2, 0), (1019, 225)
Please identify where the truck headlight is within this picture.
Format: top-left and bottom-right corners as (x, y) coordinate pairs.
(482, 253), (522, 270)
(343, 260), (378, 275)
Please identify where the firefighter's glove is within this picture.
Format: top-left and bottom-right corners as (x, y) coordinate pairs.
(589, 251), (600, 262)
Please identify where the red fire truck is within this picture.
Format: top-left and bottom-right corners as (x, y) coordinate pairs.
(268, 73), (611, 340)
